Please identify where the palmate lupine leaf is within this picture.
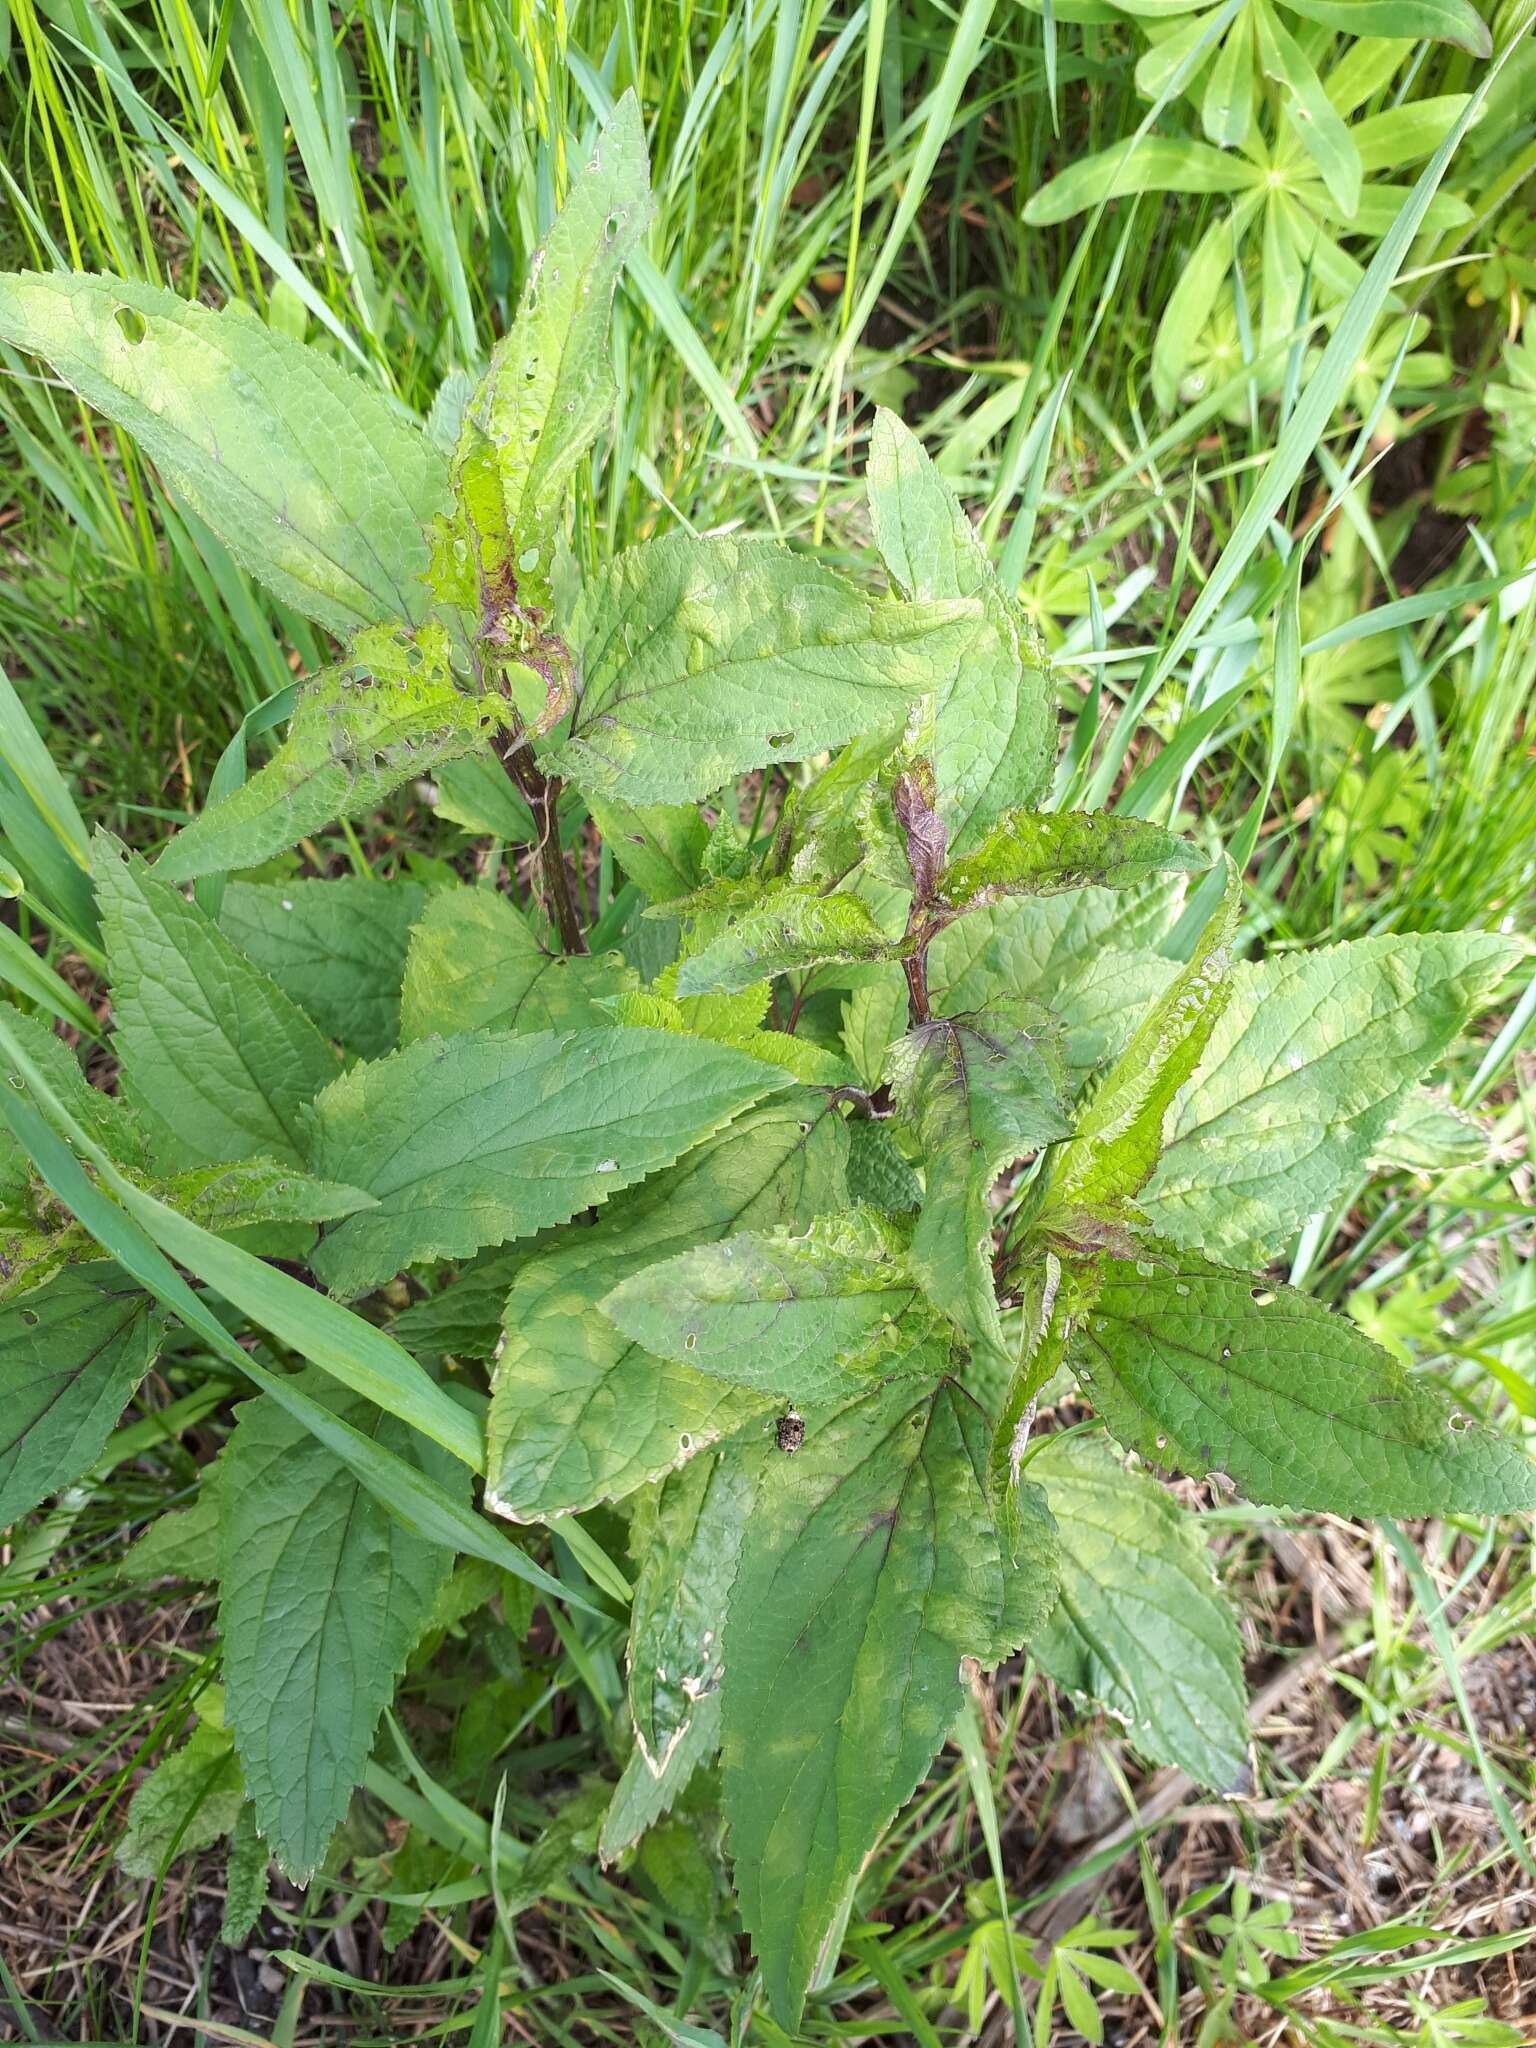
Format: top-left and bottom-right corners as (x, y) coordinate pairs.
(1030, 1432), (1249, 1790)
(94, 837), (340, 1172)
(221, 1375), (458, 1879)
(306, 1025), (790, 1299)
(0, 273), (448, 634)
(485, 1096), (847, 1521)
(153, 626), (507, 886)
(1073, 1255), (1536, 1517)
(1139, 931), (1523, 1261)
(548, 535), (979, 804)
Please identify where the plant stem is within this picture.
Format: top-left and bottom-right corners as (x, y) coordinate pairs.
(496, 731), (587, 955)
(902, 950), (930, 1025)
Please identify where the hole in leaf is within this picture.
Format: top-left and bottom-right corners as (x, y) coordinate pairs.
(114, 304), (147, 343)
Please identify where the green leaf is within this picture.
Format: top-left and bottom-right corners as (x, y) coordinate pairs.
(672, 883), (895, 997)
(887, 1006), (1072, 1371)
(390, 1247), (531, 1366)
(154, 626), (507, 885)
(398, 886), (637, 1040)
(602, 1209), (942, 1404)
(0, 1001), (147, 1172)
(841, 967), (911, 1089)
(221, 1376), (457, 1879)
(94, 836), (340, 1171)
(307, 1025), (789, 1298)
(1284, 0), (1489, 55)
(120, 1466), (223, 1585)
(722, 1376), (1004, 2030)
(0, 1268), (161, 1524)
(549, 534), (979, 804)
(117, 1719), (245, 1878)
(1055, 861), (1240, 1215)
(485, 1097), (848, 1520)
(1201, 8), (1253, 150)
(221, 1802), (271, 1946)
(939, 811), (1207, 916)
(1023, 137), (1261, 227)
(586, 794), (709, 904)
(627, 1452), (750, 1772)
(600, 1695), (721, 1862)
(929, 877), (1183, 1015)
(430, 754), (539, 841)
(1349, 95), (1471, 175)
(867, 411), (1053, 844)
(431, 95), (652, 620)
(221, 877), (428, 1059)
(1030, 1432), (1248, 1789)
(0, 273), (448, 634)
(1140, 932), (1522, 1261)
(1255, 4), (1360, 218)
(1073, 1255), (1536, 1517)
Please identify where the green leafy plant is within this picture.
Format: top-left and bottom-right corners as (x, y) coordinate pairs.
(1, 95), (1533, 2035)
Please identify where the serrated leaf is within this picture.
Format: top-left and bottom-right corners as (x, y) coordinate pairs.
(0, 1002), (148, 1173)
(549, 534), (979, 804)
(155, 626), (506, 884)
(673, 882), (895, 997)
(587, 793), (709, 903)
(399, 886), (636, 1040)
(117, 1720), (245, 1878)
(1073, 1255), (1536, 1517)
(0, 273), (447, 634)
(628, 1452), (750, 1772)
(1372, 1087), (1488, 1174)
(1030, 1433), (1248, 1790)
(0, 1268), (161, 1525)
(887, 1005), (1072, 1372)
(600, 1697), (720, 1863)
(221, 877), (428, 1059)
(602, 1209), (943, 1404)
(841, 967), (910, 1088)
(119, 1465), (224, 1585)
(390, 1246), (531, 1366)
(94, 836), (340, 1171)
(307, 1025), (788, 1298)
(221, 1376), (458, 1879)
(432, 95), (652, 620)
(485, 1097), (847, 1520)
(939, 811), (1207, 916)
(1140, 932), (1522, 1262)
(867, 411), (1053, 846)
(722, 1376), (1004, 2030)
(221, 1802), (270, 1946)
(1056, 861), (1240, 1215)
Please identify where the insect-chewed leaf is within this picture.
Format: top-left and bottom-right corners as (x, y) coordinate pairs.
(585, 794), (709, 905)
(220, 1376), (458, 1881)
(940, 810), (1208, 915)
(485, 1097), (848, 1520)
(306, 1025), (790, 1299)
(627, 1451), (751, 1775)
(1055, 859), (1240, 1214)
(155, 625), (506, 884)
(1073, 1254), (1536, 1517)
(886, 1004), (1072, 1372)
(399, 886), (636, 1040)
(220, 877), (428, 1059)
(722, 1376), (1005, 2031)
(601, 1209), (944, 1406)
(1140, 932), (1523, 1263)
(433, 94), (651, 620)
(1030, 1432), (1249, 1790)
(867, 410), (1053, 848)
(673, 882), (895, 997)
(0, 1267), (161, 1525)
(548, 534), (979, 804)
(0, 272), (448, 635)
(94, 837), (339, 1172)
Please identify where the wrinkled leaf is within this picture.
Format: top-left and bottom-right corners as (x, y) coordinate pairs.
(673, 882), (895, 997)
(307, 1025), (788, 1298)
(1074, 1255), (1536, 1517)
(399, 886), (636, 1039)
(940, 811), (1207, 916)
(221, 877), (428, 1059)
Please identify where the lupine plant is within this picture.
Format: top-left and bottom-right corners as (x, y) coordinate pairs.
(1, 97), (1532, 2030)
